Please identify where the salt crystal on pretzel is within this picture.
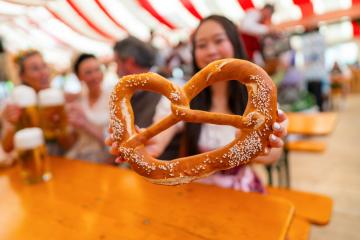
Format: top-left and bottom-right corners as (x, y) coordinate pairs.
(109, 59), (277, 185)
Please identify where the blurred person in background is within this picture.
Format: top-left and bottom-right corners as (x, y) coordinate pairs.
(113, 36), (161, 128)
(112, 36), (190, 160)
(239, 4), (276, 65)
(165, 40), (192, 81)
(66, 53), (112, 163)
(0, 38), (13, 166)
(301, 27), (330, 112)
(0, 50), (75, 156)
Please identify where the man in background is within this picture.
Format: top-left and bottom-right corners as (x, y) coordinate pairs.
(239, 4), (275, 64)
(113, 36), (161, 128)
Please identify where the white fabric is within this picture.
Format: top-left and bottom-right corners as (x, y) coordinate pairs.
(239, 9), (269, 36)
(80, 84), (110, 126)
(66, 84), (111, 163)
(198, 123), (236, 152)
(153, 95), (263, 193)
(153, 96), (237, 151)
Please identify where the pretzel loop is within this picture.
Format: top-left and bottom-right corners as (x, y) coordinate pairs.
(109, 59), (277, 185)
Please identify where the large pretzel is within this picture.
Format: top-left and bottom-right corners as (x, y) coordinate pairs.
(109, 59), (277, 185)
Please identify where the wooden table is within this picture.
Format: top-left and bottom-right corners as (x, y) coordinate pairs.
(271, 112), (338, 187)
(0, 157), (294, 240)
(287, 112), (338, 135)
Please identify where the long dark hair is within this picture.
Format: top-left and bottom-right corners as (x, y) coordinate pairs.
(184, 15), (248, 156)
(73, 53), (96, 76)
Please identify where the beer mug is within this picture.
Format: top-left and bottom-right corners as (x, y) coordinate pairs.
(12, 85), (39, 129)
(38, 88), (67, 140)
(14, 128), (51, 183)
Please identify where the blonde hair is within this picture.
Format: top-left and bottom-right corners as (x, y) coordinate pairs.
(13, 49), (41, 74)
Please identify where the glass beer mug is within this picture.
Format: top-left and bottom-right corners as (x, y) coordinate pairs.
(14, 128), (51, 183)
(38, 88), (67, 140)
(12, 85), (39, 129)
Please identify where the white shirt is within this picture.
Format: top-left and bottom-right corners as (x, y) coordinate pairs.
(66, 84), (112, 163)
(239, 9), (269, 36)
(153, 96), (237, 151)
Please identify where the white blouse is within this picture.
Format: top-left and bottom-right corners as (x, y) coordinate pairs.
(153, 96), (237, 151)
(153, 96), (264, 193)
(66, 85), (112, 163)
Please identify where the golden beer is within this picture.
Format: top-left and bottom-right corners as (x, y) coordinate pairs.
(38, 88), (67, 140)
(17, 106), (40, 129)
(14, 128), (51, 183)
(12, 85), (39, 129)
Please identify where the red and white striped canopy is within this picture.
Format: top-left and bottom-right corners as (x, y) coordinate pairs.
(0, 0), (359, 68)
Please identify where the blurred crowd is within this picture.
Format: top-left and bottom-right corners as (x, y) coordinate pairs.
(1, 4), (359, 192)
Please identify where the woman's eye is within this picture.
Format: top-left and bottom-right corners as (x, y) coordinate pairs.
(196, 43), (206, 49)
(214, 38), (225, 44)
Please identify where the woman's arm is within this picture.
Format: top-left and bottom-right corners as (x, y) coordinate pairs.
(145, 124), (179, 157)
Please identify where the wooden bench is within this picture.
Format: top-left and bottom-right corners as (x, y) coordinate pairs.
(287, 217), (311, 240)
(286, 140), (326, 153)
(267, 187), (333, 225)
(267, 139), (327, 187)
(268, 187), (332, 239)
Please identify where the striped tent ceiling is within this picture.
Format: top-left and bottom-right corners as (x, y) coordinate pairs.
(0, 0), (359, 69)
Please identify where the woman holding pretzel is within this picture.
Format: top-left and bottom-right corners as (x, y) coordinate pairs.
(145, 15), (287, 192)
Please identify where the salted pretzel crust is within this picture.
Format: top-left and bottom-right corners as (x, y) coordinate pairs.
(109, 59), (277, 185)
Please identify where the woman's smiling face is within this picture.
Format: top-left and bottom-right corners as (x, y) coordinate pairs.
(194, 20), (235, 69)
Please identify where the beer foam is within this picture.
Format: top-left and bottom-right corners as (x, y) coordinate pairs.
(12, 85), (37, 107)
(14, 128), (44, 150)
(38, 88), (64, 106)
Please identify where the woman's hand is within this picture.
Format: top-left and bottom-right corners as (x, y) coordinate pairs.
(267, 108), (287, 150)
(2, 104), (21, 125)
(253, 109), (288, 164)
(105, 125), (177, 164)
(1, 104), (22, 152)
(67, 103), (89, 129)
(105, 127), (158, 164)
(67, 103), (105, 144)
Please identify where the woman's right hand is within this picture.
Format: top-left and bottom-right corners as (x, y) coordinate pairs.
(3, 104), (21, 125)
(67, 103), (88, 129)
(105, 125), (175, 164)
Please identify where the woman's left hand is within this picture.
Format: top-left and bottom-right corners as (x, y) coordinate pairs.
(67, 103), (89, 129)
(251, 109), (288, 164)
(267, 108), (287, 151)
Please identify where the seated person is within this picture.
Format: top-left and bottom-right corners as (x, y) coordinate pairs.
(1, 50), (75, 157)
(66, 53), (112, 163)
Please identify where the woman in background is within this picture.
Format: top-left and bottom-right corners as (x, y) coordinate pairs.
(1, 50), (75, 155)
(66, 53), (112, 163)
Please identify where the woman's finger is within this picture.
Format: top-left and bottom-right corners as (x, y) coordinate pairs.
(268, 134), (284, 148)
(277, 109), (287, 123)
(105, 135), (112, 146)
(272, 122), (287, 138)
(110, 146), (119, 155)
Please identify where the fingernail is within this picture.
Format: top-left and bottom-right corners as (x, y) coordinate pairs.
(273, 122), (281, 130)
(270, 134), (277, 141)
(278, 109), (284, 116)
